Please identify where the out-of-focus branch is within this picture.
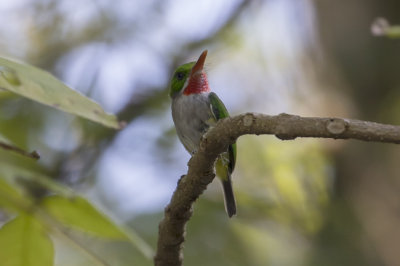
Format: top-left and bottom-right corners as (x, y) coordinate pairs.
(154, 112), (400, 266)
(0, 141), (40, 160)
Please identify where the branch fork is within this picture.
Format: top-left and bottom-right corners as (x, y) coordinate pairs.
(155, 112), (400, 266)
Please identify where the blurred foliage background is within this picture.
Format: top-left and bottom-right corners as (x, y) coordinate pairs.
(1, 0), (400, 265)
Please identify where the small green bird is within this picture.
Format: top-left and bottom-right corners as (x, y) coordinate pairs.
(169, 50), (237, 217)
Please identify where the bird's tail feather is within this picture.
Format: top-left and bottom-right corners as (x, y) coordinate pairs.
(222, 178), (236, 218)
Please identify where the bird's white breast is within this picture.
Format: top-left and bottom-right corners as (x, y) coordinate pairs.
(171, 92), (213, 154)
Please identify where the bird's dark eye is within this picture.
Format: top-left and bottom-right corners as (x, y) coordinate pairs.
(176, 72), (185, 80)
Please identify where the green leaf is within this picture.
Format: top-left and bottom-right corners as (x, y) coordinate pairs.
(0, 66), (21, 86)
(0, 132), (12, 143)
(0, 177), (27, 213)
(0, 215), (54, 266)
(41, 196), (126, 239)
(0, 57), (120, 129)
(41, 196), (155, 259)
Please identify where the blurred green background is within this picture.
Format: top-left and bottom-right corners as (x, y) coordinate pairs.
(1, 0), (400, 265)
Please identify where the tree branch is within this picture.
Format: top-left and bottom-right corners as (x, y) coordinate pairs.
(154, 112), (400, 266)
(0, 141), (40, 160)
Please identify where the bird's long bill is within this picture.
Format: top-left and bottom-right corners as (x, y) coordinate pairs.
(191, 50), (208, 77)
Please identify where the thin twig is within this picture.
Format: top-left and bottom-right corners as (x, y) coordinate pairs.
(0, 141), (40, 160)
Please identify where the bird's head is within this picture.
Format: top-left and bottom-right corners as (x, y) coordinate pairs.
(169, 50), (210, 99)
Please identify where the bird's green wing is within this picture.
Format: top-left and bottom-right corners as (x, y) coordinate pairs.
(208, 92), (236, 172)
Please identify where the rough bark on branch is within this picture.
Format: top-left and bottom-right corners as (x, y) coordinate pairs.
(154, 112), (400, 266)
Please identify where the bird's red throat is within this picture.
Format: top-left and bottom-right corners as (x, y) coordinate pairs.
(183, 73), (210, 95)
